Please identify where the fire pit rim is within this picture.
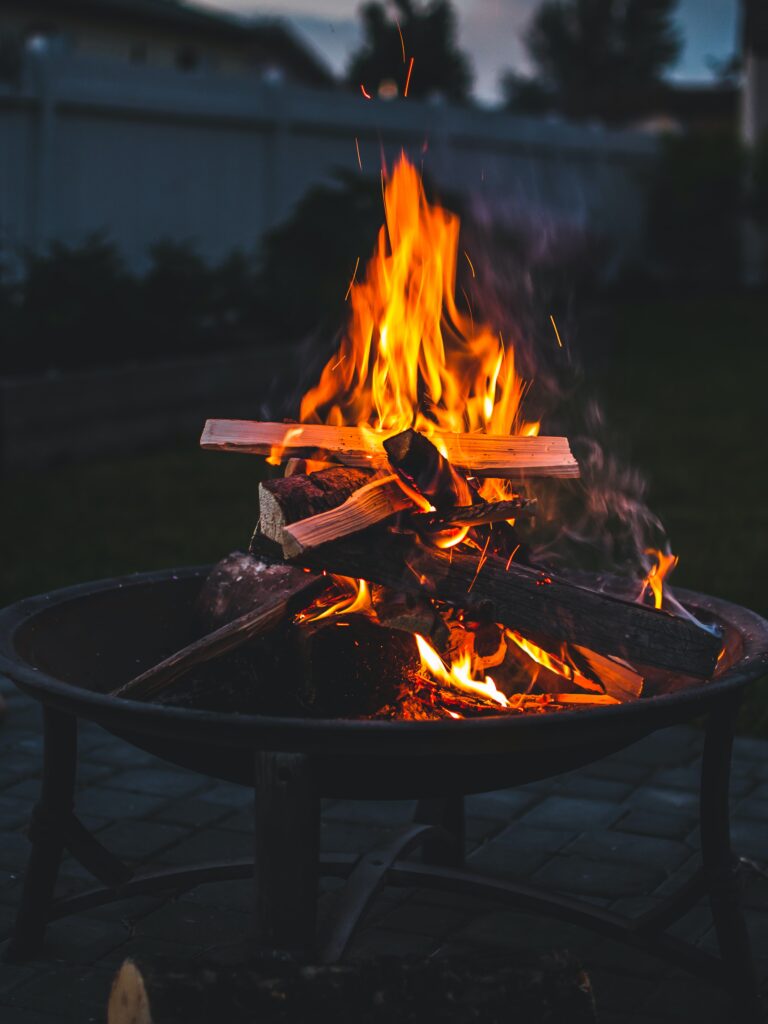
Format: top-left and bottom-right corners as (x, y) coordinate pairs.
(1, 566), (767, 754)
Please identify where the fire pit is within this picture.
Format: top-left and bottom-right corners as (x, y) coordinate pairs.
(0, 567), (766, 1021)
(3, 153), (766, 1022)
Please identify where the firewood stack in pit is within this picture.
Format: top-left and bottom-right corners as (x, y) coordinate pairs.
(111, 154), (722, 717)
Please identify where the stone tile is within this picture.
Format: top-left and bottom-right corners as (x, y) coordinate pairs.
(94, 820), (189, 862)
(464, 789), (538, 820)
(86, 742), (159, 768)
(0, 962), (38, 997)
(375, 900), (467, 937)
(0, 1005), (63, 1023)
(0, 780), (41, 802)
(106, 768), (208, 799)
(533, 854), (662, 899)
(565, 830), (691, 873)
(626, 785), (700, 815)
(520, 795), (621, 830)
(614, 808), (696, 841)
(42, 915), (131, 964)
(0, 797), (32, 831)
(197, 783), (251, 809)
(75, 786), (169, 820)
(8, 964), (116, 1020)
(464, 815), (504, 844)
(153, 797), (231, 830)
(134, 898), (251, 947)
(730, 818), (768, 861)
(530, 773), (634, 802)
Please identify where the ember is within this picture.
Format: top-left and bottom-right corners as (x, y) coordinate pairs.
(125, 153), (722, 715)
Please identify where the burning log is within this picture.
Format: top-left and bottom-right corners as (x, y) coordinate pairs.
(201, 419), (579, 479)
(383, 428), (473, 507)
(410, 498), (536, 533)
(293, 534), (723, 678)
(281, 475), (413, 558)
(111, 558), (325, 702)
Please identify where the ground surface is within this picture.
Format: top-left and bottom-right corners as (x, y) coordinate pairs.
(0, 674), (766, 1023)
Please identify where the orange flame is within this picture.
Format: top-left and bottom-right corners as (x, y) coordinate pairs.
(300, 154), (538, 444)
(415, 634), (509, 708)
(642, 549), (678, 610)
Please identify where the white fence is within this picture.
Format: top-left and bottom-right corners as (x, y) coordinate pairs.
(0, 51), (658, 275)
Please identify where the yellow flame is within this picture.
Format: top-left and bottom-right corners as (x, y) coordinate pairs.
(415, 634), (509, 708)
(643, 549), (678, 610)
(300, 154), (538, 443)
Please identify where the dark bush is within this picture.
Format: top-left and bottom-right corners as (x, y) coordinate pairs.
(645, 130), (745, 291)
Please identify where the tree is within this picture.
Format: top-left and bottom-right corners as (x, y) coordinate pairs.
(347, 0), (472, 103)
(502, 0), (681, 120)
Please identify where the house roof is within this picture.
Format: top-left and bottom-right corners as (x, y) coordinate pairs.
(15, 0), (335, 86)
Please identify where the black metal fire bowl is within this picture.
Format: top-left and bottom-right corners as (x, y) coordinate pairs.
(1, 568), (767, 1020)
(1, 566), (767, 798)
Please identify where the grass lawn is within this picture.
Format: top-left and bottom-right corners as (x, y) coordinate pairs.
(1, 296), (767, 732)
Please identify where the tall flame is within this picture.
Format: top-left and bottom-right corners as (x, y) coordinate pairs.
(300, 154), (539, 442)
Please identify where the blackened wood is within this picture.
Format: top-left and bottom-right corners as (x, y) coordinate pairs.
(252, 752), (319, 957)
(201, 419), (581, 478)
(383, 428), (473, 507)
(293, 614), (415, 717)
(111, 573), (325, 702)
(410, 497), (536, 532)
(259, 467), (373, 545)
(294, 534), (723, 678)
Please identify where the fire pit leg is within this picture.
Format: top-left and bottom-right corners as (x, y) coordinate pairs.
(5, 708), (77, 961)
(414, 797), (465, 866)
(252, 751), (320, 958)
(700, 695), (761, 1022)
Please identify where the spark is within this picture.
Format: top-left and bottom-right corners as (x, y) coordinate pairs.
(404, 56), (414, 97)
(505, 543), (521, 571)
(395, 19), (406, 63)
(467, 532), (492, 594)
(330, 354), (346, 372)
(354, 136), (362, 171)
(463, 250), (476, 278)
(549, 314), (564, 348)
(360, 84), (372, 99)
(344, 256), (360, 301)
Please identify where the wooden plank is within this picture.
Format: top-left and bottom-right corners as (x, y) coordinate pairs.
(201, 419), (579, 478)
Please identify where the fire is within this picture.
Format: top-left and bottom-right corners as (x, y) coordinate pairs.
(285, 153), (653, 716)
(415, 634), (509, 708)
(299, 154), (538, 444)
(642, 549), (679, 610)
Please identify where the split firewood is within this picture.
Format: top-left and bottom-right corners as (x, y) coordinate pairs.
(195, 552), (317, 631)
(383, 428), (474, 507)
(201, 419), (580, 478)
(111, 561), (325, 702)
(409, 498), (536, 533)
(292, 534), (723, 678)
(281, 475), (413, 558)
(259, 467), (373, 547)
(569, 646), (644, 700)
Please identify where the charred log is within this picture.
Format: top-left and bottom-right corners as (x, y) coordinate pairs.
(293, 533), (723, 678)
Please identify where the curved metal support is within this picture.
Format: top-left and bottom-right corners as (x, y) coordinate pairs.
(317, 823), (446, 964)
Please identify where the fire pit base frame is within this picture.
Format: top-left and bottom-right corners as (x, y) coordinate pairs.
(2, 698), (761, 1022)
